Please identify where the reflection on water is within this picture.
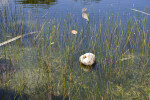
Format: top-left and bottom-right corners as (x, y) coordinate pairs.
(16, 0), (57, 8)
(16, 0), (57, 4)
(79, 63), (96, 72)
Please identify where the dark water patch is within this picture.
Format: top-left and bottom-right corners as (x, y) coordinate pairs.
(0, 89), (29, 100)
(0, 59), (16, 74)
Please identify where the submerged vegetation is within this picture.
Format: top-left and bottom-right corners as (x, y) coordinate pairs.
(0, 5), (150, 100)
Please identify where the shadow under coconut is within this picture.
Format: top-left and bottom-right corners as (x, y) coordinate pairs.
(47, 93), (69, 100)
(79, 62), (96, 72)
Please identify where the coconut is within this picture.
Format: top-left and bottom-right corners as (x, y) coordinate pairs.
(79, 53), (95, 66)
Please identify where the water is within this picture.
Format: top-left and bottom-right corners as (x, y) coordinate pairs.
(1, 0), (150, 24)
(0, 0), (150, 99)
(0, 0), (150, 41)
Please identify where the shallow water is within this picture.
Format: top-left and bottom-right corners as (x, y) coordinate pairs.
(0, 0), (150, 99)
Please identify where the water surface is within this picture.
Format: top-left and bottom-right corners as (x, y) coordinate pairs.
(1, 0), (150, 24)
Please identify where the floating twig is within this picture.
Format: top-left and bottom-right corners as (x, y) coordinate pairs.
(0, 31), (37, 47)
(120, 55), (135, 61)
(131, 8), (150, 16)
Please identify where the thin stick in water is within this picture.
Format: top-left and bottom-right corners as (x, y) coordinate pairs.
(0, 31), (37, 47)
(131, 8), (150, 16)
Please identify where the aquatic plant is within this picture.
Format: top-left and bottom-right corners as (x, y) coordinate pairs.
(0, 6), (149, 100)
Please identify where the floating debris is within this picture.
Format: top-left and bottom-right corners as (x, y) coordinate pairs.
(131, 8), (150, 16)
(82, 8), (89, 21)
(82, 8), (87, 12)
(71, 30), (78, 35)
(82, 13), (89, 21)
(53, 25), (56, 29)
(120, 55), (135, 61)
(50, 42), (55, 45)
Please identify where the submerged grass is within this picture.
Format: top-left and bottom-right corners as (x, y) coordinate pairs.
(0, 6), (150, 100)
